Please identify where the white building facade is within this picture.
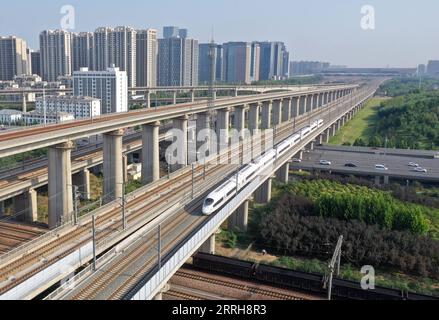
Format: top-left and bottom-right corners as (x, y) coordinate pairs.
(23, 111), (74, 125)
(0, 109), (23, 125)
(73, 66), (128, 114)
(35, 96), (101, 119)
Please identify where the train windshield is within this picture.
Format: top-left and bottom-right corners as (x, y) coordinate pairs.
(204, 198), (215, 206)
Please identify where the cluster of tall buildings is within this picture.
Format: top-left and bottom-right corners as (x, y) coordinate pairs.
(198, 41), (289, 85)
(290, 61), (330, 75)
(0, 26), (290, 87)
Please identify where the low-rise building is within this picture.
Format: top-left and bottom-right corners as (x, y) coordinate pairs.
(35, 95), (101, 119)
(23, 111), (74, 125)
(0, 109), (23, 125)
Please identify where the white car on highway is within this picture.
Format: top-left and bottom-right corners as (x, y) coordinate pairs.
(375, 164), (388, 171)
(414, 167), (427, 173)
(319, 160), (332, 166)
(408, 162), (419, 167)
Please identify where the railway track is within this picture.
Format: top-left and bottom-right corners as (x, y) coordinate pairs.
(0, 163), (228, 294)
(174, 271), (305, 301)
(0, 89), (371, 298)
(0, 85), (355, 144)
(165, 290), (203, 301)
(69, 200), (207, 300)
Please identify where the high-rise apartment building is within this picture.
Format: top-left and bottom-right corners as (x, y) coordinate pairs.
(112, 26), (137, 87)
(136, 29), (157, 87)
(250, 42), (260, 82)
(73, 66), (128, 114)
(198, 43), (224, 84)
(93, 26), (137, 87)
(282, 50), (290, 78)
(93, 27), (112, 71)
(158, 27), (198, 86)
(222, 42), (251, 84)
(0, 36), (29, 80)
(72, 32), (94, 71)
(290, 61), (330, 75)
(31, 50), (41, 76)
(258, 41), (288, 81)
(427, 60), (439, 76)
(163, 26), (179, 39)
(39, 30), (72, 81)
(35, 95), (101, 119)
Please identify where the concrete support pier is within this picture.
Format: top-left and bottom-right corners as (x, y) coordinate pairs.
(299, 96), (306, 115)
(103, 130), (124, 205)
(272, 100), (282, 126)
(142, 122), (160, 184)
(72, 169), (91, 200)
(276, 163), (290, 183)
(281, 98), (291, 122)
(248, 103), (260, 133)
(0, 201), (4, 217)
(291, 97), (299, 118)
(228, 200), (249, 232)
(48, 141), (74, 229)
(173, 116), (188, 169)
(254, 179), (272, 204)
(261, 101), (272, 129)
(196, 112), (210, 152)
(14, 189), (38, 222)
(374, 176), (381, 185)
(199, 234), (216, 254)
(145, 91), (151, 108)
(306, 95), (313, 113)
(216, 108), (230, 156)
(234, 106), (246, 138)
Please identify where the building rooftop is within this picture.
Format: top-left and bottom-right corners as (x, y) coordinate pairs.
(35, 95), (100, 102)
(0, 109), (23, 115)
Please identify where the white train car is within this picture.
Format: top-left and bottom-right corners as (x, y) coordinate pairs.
(202, 119), (324, 215)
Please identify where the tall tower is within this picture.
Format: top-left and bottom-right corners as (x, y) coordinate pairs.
(0, 36), (29, 80)
(39, 30), (72, 82)
(136, 29), (158, 87)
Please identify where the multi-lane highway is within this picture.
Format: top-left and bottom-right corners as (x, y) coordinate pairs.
(292, 146), (439, 183)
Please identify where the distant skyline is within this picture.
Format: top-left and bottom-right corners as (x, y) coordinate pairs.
(1, 0), (438, 68)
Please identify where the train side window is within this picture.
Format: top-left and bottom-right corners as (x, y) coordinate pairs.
(214, 198), (224, 208)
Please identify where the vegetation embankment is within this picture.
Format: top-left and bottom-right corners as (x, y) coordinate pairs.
(333, 78), (439, 150)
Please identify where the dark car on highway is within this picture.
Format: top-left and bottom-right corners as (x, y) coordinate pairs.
(345, 163), (358, 168)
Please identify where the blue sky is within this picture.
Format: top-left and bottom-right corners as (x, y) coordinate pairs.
(1, 0), (438, 67)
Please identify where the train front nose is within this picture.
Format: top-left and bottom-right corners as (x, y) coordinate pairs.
(202, 205), (213, 215)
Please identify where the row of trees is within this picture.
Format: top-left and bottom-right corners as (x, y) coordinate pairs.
(376, 77), (439, 97)
(297, 172), (439, 209)
(373, 92), (439, 150)
(256, 194), (439, 279)
(282, 179), (432, 235)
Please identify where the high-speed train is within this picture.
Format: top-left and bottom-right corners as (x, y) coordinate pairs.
(202, 119), (324, 215)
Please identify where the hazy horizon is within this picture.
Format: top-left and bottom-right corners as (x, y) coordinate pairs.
(1, 0), (438, 68)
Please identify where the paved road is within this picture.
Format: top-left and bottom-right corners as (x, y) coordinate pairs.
(292, 148), (439, 182)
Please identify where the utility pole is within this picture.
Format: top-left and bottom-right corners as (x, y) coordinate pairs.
(73, 185), (79, 225)
(157, 224), (162, 269)
(191, 163), (195, 199)
(326, 235), (343, 300)
(92, 214), (97, 271)
(208, 32), (217, 156)
(122, 182), (127, 230)
(235, 170), (239, 196)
